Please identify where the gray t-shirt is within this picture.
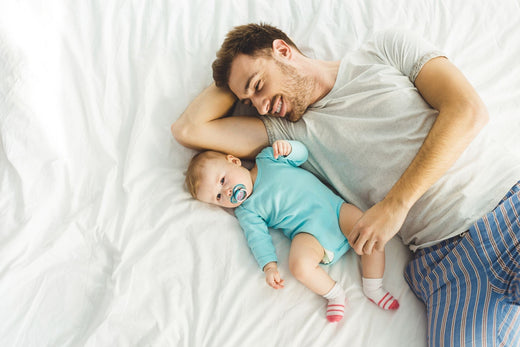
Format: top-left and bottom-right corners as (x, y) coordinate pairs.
(261, 29), (520, 250)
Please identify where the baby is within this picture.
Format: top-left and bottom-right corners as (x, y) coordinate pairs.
(185, 140), (399, 322)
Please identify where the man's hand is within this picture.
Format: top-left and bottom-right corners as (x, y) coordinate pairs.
(263, 262), (285, 289)
(347, 198), (409, 255)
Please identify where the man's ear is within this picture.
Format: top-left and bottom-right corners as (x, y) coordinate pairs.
(272, 39), (292, 60)
(226, 154), (241, 166)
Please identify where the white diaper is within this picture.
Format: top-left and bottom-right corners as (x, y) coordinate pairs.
(321, 248), (335, 265)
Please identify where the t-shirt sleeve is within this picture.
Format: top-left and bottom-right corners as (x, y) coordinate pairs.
(260, 115), (294, 146)
(235, 206), (277, 270)
(366, 29), (446, 83)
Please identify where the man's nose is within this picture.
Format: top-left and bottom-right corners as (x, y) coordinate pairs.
(252, 95), (269, 115)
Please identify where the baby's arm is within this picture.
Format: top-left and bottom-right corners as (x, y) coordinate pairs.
(263, 262), (285, 289)
(272, 140), (293, 159)
(272, 140), (308, 166)
(235, 207), (280, 283)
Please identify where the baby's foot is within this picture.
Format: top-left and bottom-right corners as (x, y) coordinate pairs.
(323, 282), (346, 322)
(326, 300), (345, 322)
(362, 277), (399, 310)
(368, 292), (399, 310)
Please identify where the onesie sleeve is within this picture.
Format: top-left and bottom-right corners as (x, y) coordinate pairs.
(283, 140), (308, 167)
(366, 29), (446, 83)
(235, 207), (278, 270)
(257, 140), (308, 167)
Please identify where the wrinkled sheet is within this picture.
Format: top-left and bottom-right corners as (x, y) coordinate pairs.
(1, 1), (519, 346)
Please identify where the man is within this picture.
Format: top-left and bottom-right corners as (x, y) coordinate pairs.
(172, 23), (520, 346)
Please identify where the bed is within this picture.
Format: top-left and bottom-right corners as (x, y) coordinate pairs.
(1, 1), (519, 346)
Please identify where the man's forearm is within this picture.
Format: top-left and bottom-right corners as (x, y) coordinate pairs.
(171, 83), (269, 159)
(171, 83), (236, 149)
(384, 102), (488, 211)
(387, 57), (489, 210)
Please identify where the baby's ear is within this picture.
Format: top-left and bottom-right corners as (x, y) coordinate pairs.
(226, 154), (241, 166)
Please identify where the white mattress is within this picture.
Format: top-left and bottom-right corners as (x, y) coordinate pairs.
(1, 1), (519, 346)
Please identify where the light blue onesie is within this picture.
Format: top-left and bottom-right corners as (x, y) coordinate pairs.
(234, 141), (349, 270)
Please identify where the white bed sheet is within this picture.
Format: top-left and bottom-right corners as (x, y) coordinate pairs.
(1, 1), (519, 346)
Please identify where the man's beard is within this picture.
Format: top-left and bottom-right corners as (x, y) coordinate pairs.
(275, 60), (314, 122)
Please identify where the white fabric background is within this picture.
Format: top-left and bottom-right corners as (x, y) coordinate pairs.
(1, 1), (519, 346)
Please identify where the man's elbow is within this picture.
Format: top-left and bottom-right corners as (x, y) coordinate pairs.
(452, 98), (489, 138)
(171, 119), (193, 147)
(468, 100), (489, 135)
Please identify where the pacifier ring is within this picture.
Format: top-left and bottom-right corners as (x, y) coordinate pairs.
(230, 184), (247, 204)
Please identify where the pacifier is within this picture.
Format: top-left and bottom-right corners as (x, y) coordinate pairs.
(230, 184), (247, 204)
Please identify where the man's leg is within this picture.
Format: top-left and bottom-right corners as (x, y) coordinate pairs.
(405, 235), (491, 346)
(405, 181), (520, 346)
(473, 182), (520, 345)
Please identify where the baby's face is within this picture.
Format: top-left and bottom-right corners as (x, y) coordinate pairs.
(196, 155), (252, 208)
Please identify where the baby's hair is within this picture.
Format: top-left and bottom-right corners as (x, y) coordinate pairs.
(185, 150), (226, 199)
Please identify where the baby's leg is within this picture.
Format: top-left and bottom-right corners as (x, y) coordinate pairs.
(361, 251), (399, 310)
(338, 203), (398, 310)
(290, 233), (346, 322)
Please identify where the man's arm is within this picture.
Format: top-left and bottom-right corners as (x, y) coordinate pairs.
(347, 57), (489, 255)
(171, 83), (269, 159)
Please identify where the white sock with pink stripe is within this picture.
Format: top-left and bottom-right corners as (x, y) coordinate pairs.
(362, 277), (399, 310)
(322, 282), (346, 322)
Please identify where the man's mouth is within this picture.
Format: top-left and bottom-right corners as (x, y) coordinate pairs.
(271, 96), (284, 116)
(275, 99), (282, 113)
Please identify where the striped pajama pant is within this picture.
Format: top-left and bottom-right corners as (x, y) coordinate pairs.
(405, 181), (520, 347)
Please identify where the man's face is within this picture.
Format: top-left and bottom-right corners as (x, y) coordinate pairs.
(228, 52), (314, 122)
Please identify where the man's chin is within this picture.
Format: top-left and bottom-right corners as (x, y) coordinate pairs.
(287, 111), (304, 122)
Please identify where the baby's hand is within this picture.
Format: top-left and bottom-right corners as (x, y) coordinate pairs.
(264, 262), (285, 289)
(272, 140), (292, 159)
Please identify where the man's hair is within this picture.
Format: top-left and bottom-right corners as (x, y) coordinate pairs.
(212, 23), (302, 89)
(185, 150), (225, 199)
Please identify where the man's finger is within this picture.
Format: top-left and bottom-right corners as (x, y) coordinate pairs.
(352, 234), (369, 255)
(346, 228), (359, 245)
(375, 240), (386, 252)
(364, 239), (376, 255)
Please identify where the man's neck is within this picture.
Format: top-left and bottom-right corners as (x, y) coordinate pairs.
(300, 58), (341, 104)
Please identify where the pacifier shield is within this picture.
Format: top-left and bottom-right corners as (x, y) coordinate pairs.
(230, 184), (247, 204)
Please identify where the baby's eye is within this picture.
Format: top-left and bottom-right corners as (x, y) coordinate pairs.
(220, 177), (225, 185)
(216, 193), (221, 200)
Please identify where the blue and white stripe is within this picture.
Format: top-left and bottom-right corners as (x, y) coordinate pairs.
(405, 181), (520, 346)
